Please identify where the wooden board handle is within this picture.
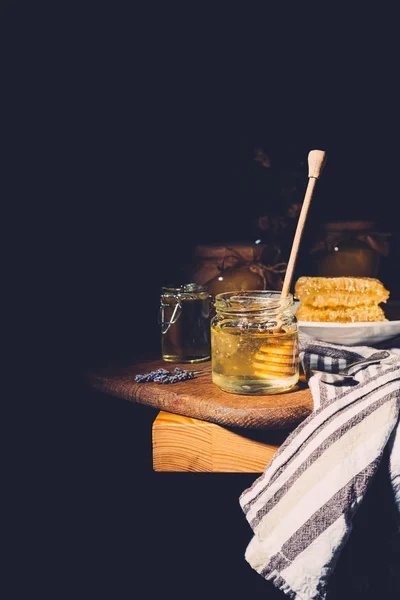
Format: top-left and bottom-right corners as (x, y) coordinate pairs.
(308, 149), (327, 179)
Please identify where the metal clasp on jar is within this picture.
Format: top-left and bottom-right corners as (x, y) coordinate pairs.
(158, 294), (182, 334)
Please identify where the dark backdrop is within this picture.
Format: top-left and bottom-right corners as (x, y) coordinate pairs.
(3, 2), (400, 598)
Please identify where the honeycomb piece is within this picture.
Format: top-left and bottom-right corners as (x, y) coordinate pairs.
(294, 276), (389, 307)
(296, 304), (387, 323)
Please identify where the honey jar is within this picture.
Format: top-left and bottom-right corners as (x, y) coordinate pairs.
(310, 221), (390, 278)
(211, 291), (299, 395)
(159, 284), (211, 363)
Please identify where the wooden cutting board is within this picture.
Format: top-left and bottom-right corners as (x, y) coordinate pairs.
(88, 358), (313, 430)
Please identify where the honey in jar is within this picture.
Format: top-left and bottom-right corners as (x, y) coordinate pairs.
(211, 291), (299, 394)
(159, 284), (211, 363)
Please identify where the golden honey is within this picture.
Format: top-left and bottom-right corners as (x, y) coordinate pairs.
(159, 284), (211, 363)
(211, 291), (299, 394)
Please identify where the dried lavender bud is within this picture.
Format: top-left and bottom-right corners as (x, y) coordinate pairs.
(135, 371), (156, 382)
(156, 368), (170, 375)
(153, 374), (169, 383)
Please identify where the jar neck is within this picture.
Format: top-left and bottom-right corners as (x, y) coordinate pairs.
(214, 291), (293, 318)
(161, 283), (208, 298)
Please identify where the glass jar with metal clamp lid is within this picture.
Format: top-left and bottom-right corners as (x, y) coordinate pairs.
(159, 283), (211, 363)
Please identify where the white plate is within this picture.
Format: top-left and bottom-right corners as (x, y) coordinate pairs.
(297, 320), (400, 346)
(293, 302), (400, 346)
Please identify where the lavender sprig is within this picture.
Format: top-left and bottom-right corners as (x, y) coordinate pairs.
(134, 367), (196, 384)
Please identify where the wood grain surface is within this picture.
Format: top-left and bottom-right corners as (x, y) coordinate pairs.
(152, 411), (287, 472)
(88, 358), (313, 429)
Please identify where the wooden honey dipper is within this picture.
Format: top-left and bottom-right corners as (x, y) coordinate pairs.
(281, 149), (327, 299)
(253, 150), (327, 378)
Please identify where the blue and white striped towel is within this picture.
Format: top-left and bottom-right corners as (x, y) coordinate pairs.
(239, 333), (400, 599)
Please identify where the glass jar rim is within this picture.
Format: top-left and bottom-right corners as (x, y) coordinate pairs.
(214, 290), (293, 314)
(161, 283), (208, 295)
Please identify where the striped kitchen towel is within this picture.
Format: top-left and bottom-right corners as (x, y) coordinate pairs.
(239, 333), (400, 599)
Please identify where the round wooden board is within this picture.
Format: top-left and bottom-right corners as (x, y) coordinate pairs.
(88, 358), (313, 430)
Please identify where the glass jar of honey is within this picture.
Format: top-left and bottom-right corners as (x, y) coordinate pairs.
(211, 291), (299, 395)
(159, 283), (211, 363)
(310, 221), (390, 278)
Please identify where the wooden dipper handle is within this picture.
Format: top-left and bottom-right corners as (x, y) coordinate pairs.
(280, 149), (327, 299)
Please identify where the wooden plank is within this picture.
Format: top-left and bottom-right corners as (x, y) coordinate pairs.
(89, 358), (313, 430)
(152, 411), (288, 472)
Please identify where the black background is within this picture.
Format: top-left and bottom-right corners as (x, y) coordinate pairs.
(3, 2), (400, 598)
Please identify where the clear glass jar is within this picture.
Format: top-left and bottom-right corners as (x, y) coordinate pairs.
(159, 283), (211, 363)
(211, 291), (299, 395)
(311, 221), (390, 278)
